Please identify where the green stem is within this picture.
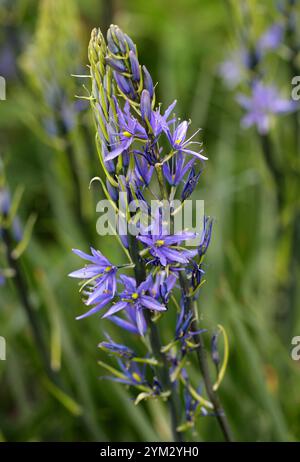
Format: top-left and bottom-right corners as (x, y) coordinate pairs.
(179, 273), (233, 442)
(2, 226), (58, 384)
(259, 132), (300, 341)
(259, 134), (284, 211)
(155, 163), (169, 201)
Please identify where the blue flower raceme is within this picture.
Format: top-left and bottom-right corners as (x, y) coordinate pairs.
(237, 81), (296, 134)
(68, 24), (231, 441)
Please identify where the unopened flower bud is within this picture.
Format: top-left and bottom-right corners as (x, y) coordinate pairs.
(105, 56), (127, 73)
(114, 72), (136, 100)
(142, 65), (154, 99)
(141, 89), (152, 122)
(129, 50), (140, 82)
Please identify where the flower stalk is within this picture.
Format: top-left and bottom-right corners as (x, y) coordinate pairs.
(179, 272), (233, 442)
(2, 223), (57, 383)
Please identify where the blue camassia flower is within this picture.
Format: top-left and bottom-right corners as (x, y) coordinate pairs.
(103, 357), (147, 387)
(198, 216), (213, 257)
(150, 271), (178, 303)
(181, 167), (202, 201)
(98, 334), (135, 359)
(109, 273), (176, 335)
(257, 23), (283, 53)
(69, 248), (117, 320)
(102, 275), (166, 335)
(184, 385), (199, 424)
(134, 154), (154, 185)
(219, 49), (250, 89)
(108, 307), (145, 335)
(237, 81), (297, 134)
(162, 152), (195, 186)
(165, 120), (208, 161)
(0, 188), (23, 242)
(106, 100), (147, 161)
(175, 300), (205, 350)
(220, 23), (282, 90)
(137, 230), (197, 267)
(141, 89), (176, 138)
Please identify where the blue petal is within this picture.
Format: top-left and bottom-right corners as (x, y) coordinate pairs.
(140, 295), (166, 311)
(76, 295), (112, 320)
(102, 301), (128, 318)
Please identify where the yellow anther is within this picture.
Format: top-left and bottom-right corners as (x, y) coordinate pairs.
(105, 266), (112, 272)
(123, 131), (131, 138)
(155, 239), (165, 247)
(132, 292), (139, 300)
(132, 372), (142, 382)
(175, 139), (181, 145)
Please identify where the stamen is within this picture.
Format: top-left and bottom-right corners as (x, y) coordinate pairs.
(132, 372), (142, 382)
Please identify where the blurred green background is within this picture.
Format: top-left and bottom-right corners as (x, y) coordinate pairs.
(0, 0), (300, 442)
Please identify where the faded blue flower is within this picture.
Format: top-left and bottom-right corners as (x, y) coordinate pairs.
(237, 81), (297, 134)
(219, 49), (250, 89)
(257, 23), (284, 52)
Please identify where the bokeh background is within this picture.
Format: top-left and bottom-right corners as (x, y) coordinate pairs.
(0, 0), (300, 442)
